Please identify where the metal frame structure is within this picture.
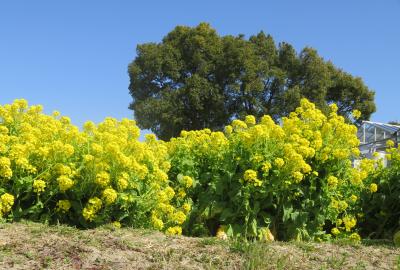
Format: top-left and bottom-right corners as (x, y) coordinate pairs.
(357, 121), (400, 161)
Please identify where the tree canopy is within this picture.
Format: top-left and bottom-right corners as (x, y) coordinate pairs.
(128, 23), (376, 140)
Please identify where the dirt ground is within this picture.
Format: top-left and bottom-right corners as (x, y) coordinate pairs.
(0, 221), (398, 270)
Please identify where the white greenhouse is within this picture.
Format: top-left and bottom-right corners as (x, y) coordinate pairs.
(357, 121), (400, 166)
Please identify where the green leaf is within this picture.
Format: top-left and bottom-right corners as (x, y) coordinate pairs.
(283, 206), (293, 222)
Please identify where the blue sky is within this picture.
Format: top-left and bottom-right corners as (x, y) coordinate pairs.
(1, 1), (400, 137)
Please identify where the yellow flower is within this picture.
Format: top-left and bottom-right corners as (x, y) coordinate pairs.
(351, 148), (361, 156)
(292, 171), (303, 183)
(243, 169), (257, 182)
(245, 115), (256, 125)
(164, 186), (175, 200)
(181, 176), (193, 188)
(160, 161), (171, 172)
(177, 189), (186, 199)
(0, 157), (11, 167)
(82, 197), (102, 221)
(112, 221), (121, 229)
(349, 232), (361, 242)
(33, 179), (46, 193)
(117, 174), (129, 190)
(327, 176), (338, 187)
(151, 215), (164, 230)
(231, 119), (247, 130)
(243, 169), (262, 186)
(0, 193), (14, 214)
(83, 154), (94, 162)
(0, 157), (13, 179)
(350, 195), (358, 203)
(339, 201), (349, 211)
(331, 228), (340, 236)
(274, 158), (285, 168)
(56, 200), (71, 213)
(182, 203), (191, 213)
(166, 226), (182, 235)
(224, 125), (233, 135)
(343, 216), (357, 232)
(102, 188), (118, 204)
(369, 183), (378, 193)
(82, 207), (96, 221)
(352, 109), (362, 120)
(216, 226), (228, 240)
(336, 219), (343, 226)
(386, 140), (395, 148)
(57, 175), (74, 192)
(95, 171), (110, 187)
(88, 197), (102, 211)
(172, 211), (186, 225)
(329, 103), (338, 113)
(155, 169), (168, 183)
(145, 134), (157, 142)
(261, 162), (272, 174)
(157, 191), (169, 202)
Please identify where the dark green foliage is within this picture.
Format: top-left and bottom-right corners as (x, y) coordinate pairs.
(128, 23), (376, 140)
(360, 155), (400, 239)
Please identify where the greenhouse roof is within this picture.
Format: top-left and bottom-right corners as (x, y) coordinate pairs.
(357, 121), (400, 153)
(360, 121), (400, 134)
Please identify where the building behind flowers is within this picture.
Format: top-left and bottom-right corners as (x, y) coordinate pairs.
(357, 121), (400, 166)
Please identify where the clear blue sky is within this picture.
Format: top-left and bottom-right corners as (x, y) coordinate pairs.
(1, 1), (400, 137)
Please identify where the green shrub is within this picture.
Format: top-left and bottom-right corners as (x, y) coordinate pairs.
(168, 100), (374, 241)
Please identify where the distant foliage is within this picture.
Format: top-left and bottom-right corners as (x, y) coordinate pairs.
(128, 23), (376, 140)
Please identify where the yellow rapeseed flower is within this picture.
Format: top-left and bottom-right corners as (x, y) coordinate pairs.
(56, 200), (71, 213)
(33, 179), (46, 193)
(369, 183), (378, 193)
(172, 211), (186, 225)
(343, 216), (357, 232)
(274, 158), (285, 168)
(166, 226), (182, 235)
(95, 171), (110, 187)
(102, 188), (118, 205)
(182, 203), (191, 214)
(0, 193), (14, 214)
(216, 226), (228, 240)
(352, 110), (362, 120)
(331, 228), (340, 236)
(349, 232), (361, 242)
(350, 195), (358, 203)
(292, 171), (303, 183)
(57, 175), (74, 192)
(245, 115), (256, 125)
(112, 221), (121, 229)
(327, 176), (338, 188)
(181, 176), (193, 188)
(386, 140), (395, 148)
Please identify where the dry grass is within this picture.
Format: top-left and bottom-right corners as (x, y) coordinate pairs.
(0, 221), (398, 270)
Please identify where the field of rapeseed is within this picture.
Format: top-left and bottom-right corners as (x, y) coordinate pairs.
(0, 99), (391, 243)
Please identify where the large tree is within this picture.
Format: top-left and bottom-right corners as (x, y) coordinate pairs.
(128, 23), (375, 140)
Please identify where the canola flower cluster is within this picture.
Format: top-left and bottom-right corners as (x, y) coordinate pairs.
(0, 99), (190, 233)
(358, 139), (400, 241)
(0, 98), (379, 242)
(168, 99), (376, 241)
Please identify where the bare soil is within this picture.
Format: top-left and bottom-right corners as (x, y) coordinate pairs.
(0, 221), (398, 270)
